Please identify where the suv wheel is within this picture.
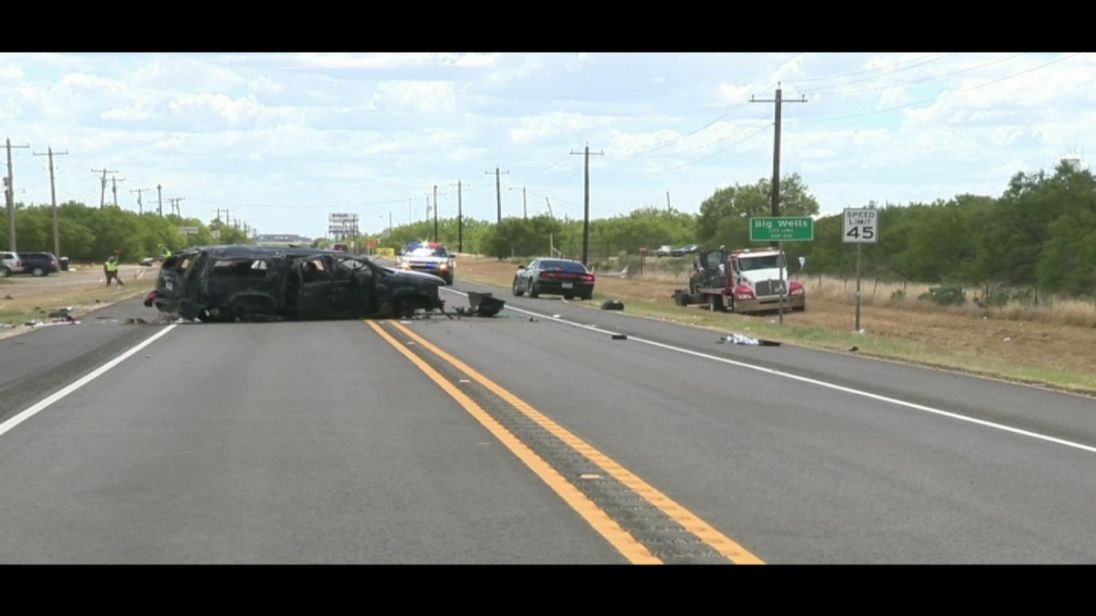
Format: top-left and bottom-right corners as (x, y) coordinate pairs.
(32, 266), (46, 277)
(0, 266), (9, 278)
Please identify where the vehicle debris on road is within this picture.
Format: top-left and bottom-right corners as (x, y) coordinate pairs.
(718, 333), (781, 346)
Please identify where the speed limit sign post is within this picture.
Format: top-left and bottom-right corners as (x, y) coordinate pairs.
(844, 208), (879, 332)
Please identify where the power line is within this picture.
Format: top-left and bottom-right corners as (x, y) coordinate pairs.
(612, 121), (773, 176)
(188, 196), (415, 209)
(784, 52), (955, 85)
(791, 53), (959, 94)
(805, 52), (1026, 97)
(792, 52), (1082, 126)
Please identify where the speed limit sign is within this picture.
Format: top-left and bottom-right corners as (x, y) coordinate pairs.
(843, 208), (878, 243)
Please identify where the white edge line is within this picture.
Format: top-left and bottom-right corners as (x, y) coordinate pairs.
(0, 324), (178, 439)
(441, 287), (1096, 454)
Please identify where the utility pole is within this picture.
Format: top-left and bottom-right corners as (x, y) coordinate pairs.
(111, 176), (125, 208)
(408, 197), (412, 225)
(157, 184), (163, 216)
(522, 186), (527, 219)
(433, 184), (438, 242)
(545, 196), (554, 220)
(34, 147), (68, 258)
(6, 139), (31, 252)
(91, 168), (115, 209)
(169, 197), (185, 217)
(752, 83), (806, 247)
(450, 180), (464, 253)
(666, 191), (671, 212)
(486, 166), (509, 225)
(130, 187), (150, 215)
(570, 143), (604, 267)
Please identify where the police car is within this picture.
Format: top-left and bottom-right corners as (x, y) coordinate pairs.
(396, 241), (455, 285)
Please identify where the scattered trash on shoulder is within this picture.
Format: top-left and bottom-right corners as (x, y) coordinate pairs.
(29, 317), (81, 328)
(601, 300), (624, 311)
(718, 332), (781, 346)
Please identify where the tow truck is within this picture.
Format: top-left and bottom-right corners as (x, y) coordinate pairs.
(673, 247), (805, 313)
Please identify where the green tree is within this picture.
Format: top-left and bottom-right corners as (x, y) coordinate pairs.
(698, 173), (820, 247)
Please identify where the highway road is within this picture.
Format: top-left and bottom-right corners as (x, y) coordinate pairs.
(1, 277), (1094, 563)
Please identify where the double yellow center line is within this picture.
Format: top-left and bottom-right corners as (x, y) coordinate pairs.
(367, 319), (763, 565)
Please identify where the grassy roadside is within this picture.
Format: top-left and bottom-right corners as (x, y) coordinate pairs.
(1, 275), (154, 338)
(456, 259), (1096, 396)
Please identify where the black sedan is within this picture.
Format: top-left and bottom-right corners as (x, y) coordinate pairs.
(512, 258), (595, 300)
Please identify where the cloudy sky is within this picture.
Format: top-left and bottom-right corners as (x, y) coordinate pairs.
(1, 52), (1091, 239)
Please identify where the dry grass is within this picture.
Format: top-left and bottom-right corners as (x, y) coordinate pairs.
(457, 255), (1096, 395)
(0, 265), (155, 339)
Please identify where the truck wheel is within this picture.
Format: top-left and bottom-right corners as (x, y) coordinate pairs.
(528, 283), (539, 299)
(709, 294), (724, 312)
(512, 277), (524, 297)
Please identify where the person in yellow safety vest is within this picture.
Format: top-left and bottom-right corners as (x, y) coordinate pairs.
(161, 245), (172, 260)
(104, 255), (124, 287)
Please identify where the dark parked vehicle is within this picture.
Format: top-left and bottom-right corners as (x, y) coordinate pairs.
(16, 252), (60, 276)
(511, 258), (595, 300)
(147, 245), (446, 322)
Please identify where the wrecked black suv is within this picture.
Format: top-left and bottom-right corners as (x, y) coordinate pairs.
(147, 245), (445, 322)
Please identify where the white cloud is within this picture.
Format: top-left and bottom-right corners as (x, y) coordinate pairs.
(100, 102), (157, 122)
(164, 93), (301, 129)
(717, 82), (754, 103)
(134, 56), (244, 92)
(509, 112), (605, 144)
(370, 81), (457, 113)
(0, 64), (24, 81)
(5, 52), (1096, 237)
(878, 86), (911, 108)
(445, 53), (501, 68)
(56, 72), (127, 97)
(293, 53), (437, 69)
(248, 76), (284, 99)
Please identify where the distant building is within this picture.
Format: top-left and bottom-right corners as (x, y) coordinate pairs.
(255, 234), (312, 247)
